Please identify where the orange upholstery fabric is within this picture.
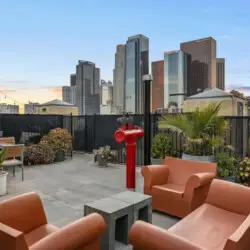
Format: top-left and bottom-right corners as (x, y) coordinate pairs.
(0, 192), (106, 250)
(142, 157), (217, 217)
(129, 179), (250, 250)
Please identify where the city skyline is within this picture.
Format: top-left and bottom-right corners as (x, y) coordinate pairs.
(0, 1), (249, 105)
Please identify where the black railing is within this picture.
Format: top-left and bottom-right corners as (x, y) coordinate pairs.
(0, 114), (249, 165)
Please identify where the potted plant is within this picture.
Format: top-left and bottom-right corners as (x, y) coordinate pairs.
(41, 128), (72, 162)
(159, 103), (232, 162)
(0, 147), (7, 196)
(151, 133), (172, 164)
(216, 153), (236, 182)
(94, 146), (117, 167)
(237, 157), (250, 186)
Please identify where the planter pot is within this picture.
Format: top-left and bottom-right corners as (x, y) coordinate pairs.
(218, 176), (236, 183)
(0, 171), (8, 196)
(182, 153), (216, 163)
(54, 150), (65, 162)
(151, 158), (163, 165)
(97, 155), (108, 167)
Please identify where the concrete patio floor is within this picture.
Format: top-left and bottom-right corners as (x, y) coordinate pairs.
(1, 153), (179, 249)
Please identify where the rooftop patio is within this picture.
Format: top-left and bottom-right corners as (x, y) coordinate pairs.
(1, 153), (179, 249)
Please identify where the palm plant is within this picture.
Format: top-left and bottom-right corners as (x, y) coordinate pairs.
(159, 103), (232, 156)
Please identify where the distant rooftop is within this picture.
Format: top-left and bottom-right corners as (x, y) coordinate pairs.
(187, 88), (232, 99)
(40, 99), (73, 107)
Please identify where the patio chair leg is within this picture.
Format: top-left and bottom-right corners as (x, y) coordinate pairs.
(21, 165), (24, 181)
(13, 166), (15, 177)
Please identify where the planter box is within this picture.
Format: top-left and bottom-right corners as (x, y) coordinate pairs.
(97, 155), (108, 167)
(182, 153), (216, 163)
(151, 158), (163, 165)
(54, 150), (65, 162)
(0, 171), (8, 196)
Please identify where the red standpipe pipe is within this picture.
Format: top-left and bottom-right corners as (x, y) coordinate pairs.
(126, 138), (136, 191)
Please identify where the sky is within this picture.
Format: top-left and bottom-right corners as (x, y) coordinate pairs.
(0, 0), (249, 107)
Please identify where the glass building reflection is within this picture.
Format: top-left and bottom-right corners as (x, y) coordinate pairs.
(125, 35), (149, 114)
(164, 50), (191, 108)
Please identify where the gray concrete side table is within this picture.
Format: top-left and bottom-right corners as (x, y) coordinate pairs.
(84, 197), (133, 250)
(111, 191), (152, 223)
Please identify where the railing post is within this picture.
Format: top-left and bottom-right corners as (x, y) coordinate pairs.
(143, 75), (152, 166)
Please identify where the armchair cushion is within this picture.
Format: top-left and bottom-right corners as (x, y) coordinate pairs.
(152, 183), (185, 198)
(169, 203), (246, 250)
(24, 224), (58, 247)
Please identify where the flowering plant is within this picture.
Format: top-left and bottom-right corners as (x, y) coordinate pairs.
(41, 128), (72, 152)
(238, 157), (250, 185)
(94, 146), (117, 166)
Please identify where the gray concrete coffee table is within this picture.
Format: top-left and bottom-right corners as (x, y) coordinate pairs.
(111, 191), (152, 223)
(84, 197), (133, 250)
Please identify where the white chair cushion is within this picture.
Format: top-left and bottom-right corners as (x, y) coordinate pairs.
(2, 159), (23, 167)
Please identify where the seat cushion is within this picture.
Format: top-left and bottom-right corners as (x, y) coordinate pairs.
(25, 224), (59, 246)
(2, 159), (22, 167)
(152, 183), (185, 198)
(169, 203), (246, 250)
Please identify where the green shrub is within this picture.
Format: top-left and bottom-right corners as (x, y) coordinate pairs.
(151, 133), (172, 159)
(24, 141), (55, 166)
(216, 153), (235, 179)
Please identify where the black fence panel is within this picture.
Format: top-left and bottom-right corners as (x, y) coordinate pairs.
(1, 114), (63, 143)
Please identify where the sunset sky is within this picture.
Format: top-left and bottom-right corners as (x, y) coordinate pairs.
(0, 0), (249, 110)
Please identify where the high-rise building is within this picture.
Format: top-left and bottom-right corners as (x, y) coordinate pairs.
(216, 58), (225, 90)
(151, 60), (164, 112)
(24, 102), (39, 114)
(70, 74), (76, 86)
(0, 104), (19, 114)
(100, 80), (113, 106)
(113, 45), (125, 114)
(124, 34), (149, 113)
(164, 50), (191, 108)
(75, 60), (100, 115)
(62, 86), (72, 104)
(180, 37), (217, 95)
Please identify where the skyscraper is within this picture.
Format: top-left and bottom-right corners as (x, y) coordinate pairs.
(151, 60), (164, 112)
(216, 58), (225, 90)
(124, 34), (149, 113)
(164, 50), (191, 108)
(180, 37), (217, 95)
(62, 86), (72, 103)
(75, 60), (100, 115)
(113, 45), (125, 114)
(70, 74), (76, 86)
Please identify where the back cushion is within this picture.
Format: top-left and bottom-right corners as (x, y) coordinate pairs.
(0, 193), (47, 233)
(165, 157), (217, 185)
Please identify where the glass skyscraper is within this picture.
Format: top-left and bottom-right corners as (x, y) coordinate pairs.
(164, 50), (191, 108)
(124, 34), (149, 114)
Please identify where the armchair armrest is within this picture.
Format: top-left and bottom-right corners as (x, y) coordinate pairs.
(206, 179), (250, 215)
(141, 165), (169, 194)
(184, 173), (215, 212)
(30, 213), (106, 250)
(0, 223), (28, 250)
(129, 221), (204, 250)
(225, 214), (250, 250)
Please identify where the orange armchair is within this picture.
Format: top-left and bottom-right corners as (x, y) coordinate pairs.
(129, 179), (250, 250)
(0, 193), (106, 250)
(142, 157), (217, 217)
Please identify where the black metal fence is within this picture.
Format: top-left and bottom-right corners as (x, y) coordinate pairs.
(0, 114), (249, 166)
